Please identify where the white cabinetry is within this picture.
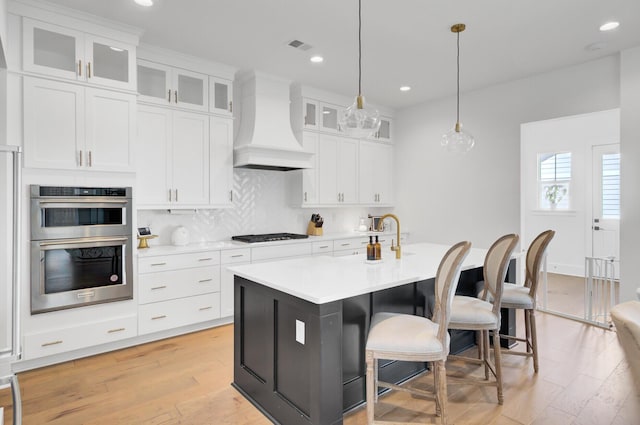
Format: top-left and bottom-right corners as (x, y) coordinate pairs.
(209, 76), (233, 116)
(333, 236), (369, 257)
(209, 116), (234, 207)
(138, 251), (221, 335)
(318, 134), (359, 205)
(23, 76), (135, 171)
(23, 18), (136, 91)
(137, 59), (208, 112)
(359, 140), (393, 206)
(220, 248), (251, 318)
(23, 315), (137, 359)
(136, 105), (210, 207)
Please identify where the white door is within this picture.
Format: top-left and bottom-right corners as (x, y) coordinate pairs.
(591, 144), (620, 266)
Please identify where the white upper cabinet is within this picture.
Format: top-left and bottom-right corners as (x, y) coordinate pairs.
(23, 18), (136, 91)
(317, 134), (358, 205)
(303, 99), (319, 130)
(320, 103), (343, 133)
(24, 76), (135, 172)
(359, 140), (394, 206)
(368, 117), (392, 142)
(209, 76), (233, 116)
(137, 59), (209, 112)
(209, 116), (234, 207)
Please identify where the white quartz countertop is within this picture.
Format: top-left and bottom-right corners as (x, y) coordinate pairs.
(228, 242), (487, 304)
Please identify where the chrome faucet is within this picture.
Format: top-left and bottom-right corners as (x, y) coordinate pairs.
(377, 213), (401, 259)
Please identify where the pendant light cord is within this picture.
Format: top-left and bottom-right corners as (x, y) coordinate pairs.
(358, 0), (362, 96)
(456, 30), (460, 125)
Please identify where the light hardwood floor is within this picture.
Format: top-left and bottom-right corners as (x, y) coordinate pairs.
(1, 311), (638, 424)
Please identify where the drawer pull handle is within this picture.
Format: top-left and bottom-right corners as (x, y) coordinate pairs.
(341, 243), (350, 247)
(198, 279), (213, 283)
(231, 254), (245, 258)
(151, 262), (167, 266)
(319, 245), (329, 249)
(151, 285), (167, 290)
(42, 340), (63, 347)
(361, 241), (368, 245)
(199, 306), (212, 311)
(151, 315), (167, 320)
(108, 328), (125, 334)
(198, 258), (213, 262)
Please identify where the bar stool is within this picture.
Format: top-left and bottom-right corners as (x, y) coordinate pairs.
(365, 241), (471, 425)
(500, 229), (555, 373)
(447, 233), (519, 404)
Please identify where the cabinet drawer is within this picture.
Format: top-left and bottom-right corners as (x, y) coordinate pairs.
(312, 240), (333, 254)
(333, 237), (368, 252)
(251, 242), (312, 262)
(221, 248), (251, 264)
(138, 266), (220, 304)
(138, 251), (220, 273)
(138, 293), (221, 335)
(333, 248), (366, 257)
(23, 315), (137, 359)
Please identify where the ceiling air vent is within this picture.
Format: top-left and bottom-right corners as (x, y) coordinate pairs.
(287, 39), (313, 51)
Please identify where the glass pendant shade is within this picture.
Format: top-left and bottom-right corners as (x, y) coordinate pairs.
(338, 95), (381, 138)
(442, 122), (475, 154)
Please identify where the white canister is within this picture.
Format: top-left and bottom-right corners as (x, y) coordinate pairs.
(171, 226), (189, 246)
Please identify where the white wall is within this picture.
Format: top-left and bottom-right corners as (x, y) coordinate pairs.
(394, 55), (620, 253)
(0, 0), (6, 68)
(620, 46), (640, 303)
(521, 109), (619, 276)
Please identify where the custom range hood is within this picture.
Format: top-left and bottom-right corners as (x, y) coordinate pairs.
(234, 71), (313, 171)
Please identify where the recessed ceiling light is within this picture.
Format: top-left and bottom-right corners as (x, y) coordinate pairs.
(400, 86), (411, 92)
(600, 21), (619, 31)
(310, 55), (324, 63)
(134, 0), (153, 6)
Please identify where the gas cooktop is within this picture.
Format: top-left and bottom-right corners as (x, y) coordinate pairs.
(231, 233), (309, 243)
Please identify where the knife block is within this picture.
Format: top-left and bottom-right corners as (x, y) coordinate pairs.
(306, 221), (323, 236)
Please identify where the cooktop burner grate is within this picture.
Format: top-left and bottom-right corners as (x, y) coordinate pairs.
(231, 233), (309, 243)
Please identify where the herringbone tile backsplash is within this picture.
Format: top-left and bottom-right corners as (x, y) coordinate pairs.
(138, 169), (390, 245)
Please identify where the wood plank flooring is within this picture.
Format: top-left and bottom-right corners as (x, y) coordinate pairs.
(1, 311), (638, 424)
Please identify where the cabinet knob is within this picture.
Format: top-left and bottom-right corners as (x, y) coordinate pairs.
(78, 60), (82, 77)
(229, 101), (233, 112)
(79, 150), (83, 167)
(174, 90), (178, 103)
(168, 89), (172, 102)
(87, 62), (92, 78)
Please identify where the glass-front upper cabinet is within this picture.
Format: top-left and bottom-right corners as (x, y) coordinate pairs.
(209, 76), (233, 116)
(137, 59), (208, 112)
(367, 117), (392, 142)
(320, 103), (341, 133)
(303, 99), (319, 130)
(23, 18), (136, 91)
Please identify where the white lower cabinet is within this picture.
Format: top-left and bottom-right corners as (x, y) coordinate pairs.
(137, 250), (221, 335)
(332, 236), (369, 256)
(220, 248), (251, 318)
(23, 315), (137, 359)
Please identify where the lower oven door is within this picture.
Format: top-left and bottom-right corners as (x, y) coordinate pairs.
(31, 236), (133, 314)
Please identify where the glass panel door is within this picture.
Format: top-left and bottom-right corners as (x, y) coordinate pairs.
(321, 104), (339, 132)
(86, 36), (135, 90)
(210, 77), (232, 116)
(137, 60), (172, 105)
(175, 69), (208, 112)
(24, 18), (82, 81)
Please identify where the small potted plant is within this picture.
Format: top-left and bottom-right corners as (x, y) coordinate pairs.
(544, 184), (567, 208)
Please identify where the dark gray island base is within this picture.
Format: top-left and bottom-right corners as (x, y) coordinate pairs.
(232, 260), (516, 425)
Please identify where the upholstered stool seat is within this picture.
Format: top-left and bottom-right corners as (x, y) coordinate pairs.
(501, 284), (534, 309)
(367, 312), (448, 356)
(450, 296), (499, 327)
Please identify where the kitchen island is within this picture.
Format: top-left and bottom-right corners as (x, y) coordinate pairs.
(229, 243), (499, 425)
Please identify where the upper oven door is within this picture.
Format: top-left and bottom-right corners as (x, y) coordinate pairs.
(31, 197), (131, 240)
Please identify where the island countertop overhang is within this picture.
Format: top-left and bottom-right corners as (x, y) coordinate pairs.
(228, 242), (488, 304)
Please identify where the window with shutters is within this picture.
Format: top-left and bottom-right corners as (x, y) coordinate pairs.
(538, 152), (571, 209)
(600, 153), (620, 219)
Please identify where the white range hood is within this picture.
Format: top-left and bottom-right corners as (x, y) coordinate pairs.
(234, 71), (313, 171)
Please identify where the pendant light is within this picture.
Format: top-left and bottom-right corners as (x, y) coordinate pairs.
(442, 23), (475, 153)
(338, 0), (381, 138)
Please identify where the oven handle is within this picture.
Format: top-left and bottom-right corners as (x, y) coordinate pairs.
(38, 236), (129, 247)
(35, 199), (129, 208)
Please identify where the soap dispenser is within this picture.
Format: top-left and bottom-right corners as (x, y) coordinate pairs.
(374, 236), (382, 260)
(367, 236), (375, 260)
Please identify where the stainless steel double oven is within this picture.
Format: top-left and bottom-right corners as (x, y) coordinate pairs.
(30, 186), (133, 314)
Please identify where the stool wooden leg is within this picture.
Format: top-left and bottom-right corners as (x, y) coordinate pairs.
(483, 329), (491, 380)
(492, 329), (504, 404)
(436, 361), (448, 425)
(530, 309), (539, 373)
(525, 309), (532, 354)
(366, 351), (375, 424)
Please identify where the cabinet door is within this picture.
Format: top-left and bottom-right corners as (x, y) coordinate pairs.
(137, 59), (172, 105)
(377, 143), (394, 204)
(171, 112), (210, 205)
(85, 35), (136, 91)
(23, 18), (83, 81)
(136, 106), (171, 205)
(359, 140), (378, 204)
(85, 88), (136, 171)
(23, 77), (84, 170)
(210, 116), (234, 207)
(377, 118), (392, 142)
(320, 103), (340, 133)
(337, 138), (359, 204)
(209, 76), (233, 116)
(174, 68), (209, 112)
(302, 131), (319, 205)
(303, 99), (319, 129)
(317, 134), (339, 204)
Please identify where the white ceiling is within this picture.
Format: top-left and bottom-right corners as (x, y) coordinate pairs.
(39, 0), (640, 110)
